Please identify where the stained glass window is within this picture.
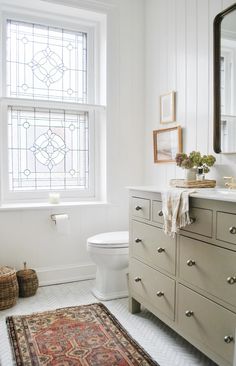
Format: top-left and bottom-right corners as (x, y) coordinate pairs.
(8, 107), (89, 191)
(7, 20), (88, 103)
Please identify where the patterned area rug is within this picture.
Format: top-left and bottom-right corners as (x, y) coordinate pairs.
(6, 302), (159, 366)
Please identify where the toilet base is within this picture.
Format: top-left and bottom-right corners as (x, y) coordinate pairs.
(91, 288), (128, 301)
(92, 267), (129, 301)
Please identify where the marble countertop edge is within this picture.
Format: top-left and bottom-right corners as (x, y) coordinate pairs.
(127, 186), (236, 203)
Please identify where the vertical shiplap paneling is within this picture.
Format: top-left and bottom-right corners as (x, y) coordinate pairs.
(166, 0), (178, 182)
(145, 0), (168, 186)
(223, 0), (235, 9)
(196, 0), (210, 153)
(159, 1), (169, 99)
(208, 0), (223, 172)
(167, 0), (177, 92)
(175, 0), (186, 127)
(185, 0), (197, 154)
(144, 0), (160, 183)
(175, 0), (186, 179)
(156, 0), (169, 185)
(145, 0), (236, 187)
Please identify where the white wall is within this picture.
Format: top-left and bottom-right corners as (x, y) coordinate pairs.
(0, 0), (145, 284)
(144, 0), (236, 188)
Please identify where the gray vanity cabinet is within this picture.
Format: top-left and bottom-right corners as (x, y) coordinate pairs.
(129, 189), (236, 366)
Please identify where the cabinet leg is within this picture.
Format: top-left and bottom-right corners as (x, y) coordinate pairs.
(129, 296), (141, 314)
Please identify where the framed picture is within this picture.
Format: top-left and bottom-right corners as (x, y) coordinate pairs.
(153, 126), (182, 163)
(160, 91), (176, 123)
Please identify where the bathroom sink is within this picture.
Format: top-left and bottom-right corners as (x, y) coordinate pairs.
(216, 189), (236, 195)
(192, 188), (236, 201)
(196, 188), (236, 195)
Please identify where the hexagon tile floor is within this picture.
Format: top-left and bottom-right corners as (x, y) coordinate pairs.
(0, 280), (217, 366)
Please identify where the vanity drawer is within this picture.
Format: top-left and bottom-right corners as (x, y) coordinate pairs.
(217, 211), (236, 245)
(178, 285), (236, 364)
(181, 207), (213, 237)
(179, 236), (236, 307)
(131, 220), (176, 275)
(131, 197), (150, 221)
(129, 258), (175, 320)
(152, 200), (164, 224)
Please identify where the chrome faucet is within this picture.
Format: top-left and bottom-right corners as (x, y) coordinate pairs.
(224, 176), (236, 189)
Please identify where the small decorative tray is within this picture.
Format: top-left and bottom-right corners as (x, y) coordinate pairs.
(170, 179), (216, 188)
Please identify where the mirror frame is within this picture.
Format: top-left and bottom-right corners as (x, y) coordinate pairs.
(213, 3), (236, 153)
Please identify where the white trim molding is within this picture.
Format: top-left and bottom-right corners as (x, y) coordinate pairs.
(41, 0), (119, 13)
(36, 263), (96, 286)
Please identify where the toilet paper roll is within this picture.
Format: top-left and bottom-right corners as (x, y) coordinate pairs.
(53, 214), (70, 235)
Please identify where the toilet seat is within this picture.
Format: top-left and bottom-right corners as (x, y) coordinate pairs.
(87, 231), (129, 248)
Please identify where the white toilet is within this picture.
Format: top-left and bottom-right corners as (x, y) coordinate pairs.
(87, 231), (129, 300)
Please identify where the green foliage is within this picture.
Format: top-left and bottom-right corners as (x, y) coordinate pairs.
(175, 151), (216, 172)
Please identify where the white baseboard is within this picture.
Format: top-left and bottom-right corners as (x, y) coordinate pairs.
(36, 263), (96, 286)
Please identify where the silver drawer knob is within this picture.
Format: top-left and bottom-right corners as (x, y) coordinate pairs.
(156, 291), (164, 297)
(158, 210), (163, 217)
(135, 238), (142, 243)
(185, 310), (194, 317)
(187, 259), (196, 266)
(229, 226), (236, 234)
(227, 276), (236, 284)
(224, 335), (234, 344)
(157, 247), (165, 253)
(135, 205), (142, 211)
(134, 277), (141, 282)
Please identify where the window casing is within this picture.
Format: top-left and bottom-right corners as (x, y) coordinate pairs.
(0, 10), (104, 203)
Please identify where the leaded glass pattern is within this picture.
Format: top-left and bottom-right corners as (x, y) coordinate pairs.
(8, 107), (89, 191)
(7, 20), (87, 102)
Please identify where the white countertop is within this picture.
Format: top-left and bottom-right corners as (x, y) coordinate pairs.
(128, 186), (236, 203)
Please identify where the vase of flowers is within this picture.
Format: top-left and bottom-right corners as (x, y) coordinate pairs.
(185, 168), (197, 181)
(175, 151), (216, 181)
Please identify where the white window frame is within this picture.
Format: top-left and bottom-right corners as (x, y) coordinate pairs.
(1, 98), (96, 202)
(0, 7), (105, 203)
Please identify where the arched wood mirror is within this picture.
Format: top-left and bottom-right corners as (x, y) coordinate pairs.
(214, 3), (236, 153)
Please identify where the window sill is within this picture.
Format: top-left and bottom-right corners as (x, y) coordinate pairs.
(0, 201), (110, 211)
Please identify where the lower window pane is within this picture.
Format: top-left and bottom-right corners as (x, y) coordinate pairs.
(8, 106), (89, 191)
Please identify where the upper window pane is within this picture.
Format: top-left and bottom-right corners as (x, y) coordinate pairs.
(6, 20), (88, 103)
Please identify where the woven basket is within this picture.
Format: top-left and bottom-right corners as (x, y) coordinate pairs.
(0, 266), (19, 310)
(16, 262), (39, 298)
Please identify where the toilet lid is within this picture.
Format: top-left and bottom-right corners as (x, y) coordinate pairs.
(87, 231), (129, 248)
